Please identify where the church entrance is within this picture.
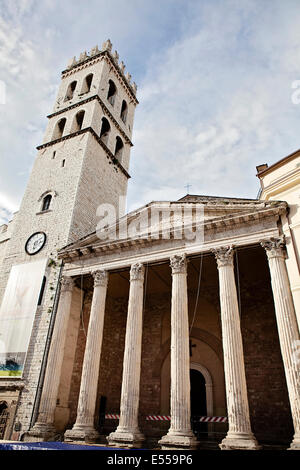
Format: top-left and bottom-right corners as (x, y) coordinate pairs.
(190, 369), (207, 439)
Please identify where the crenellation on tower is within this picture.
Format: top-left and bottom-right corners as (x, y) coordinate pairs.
(40, 40), (138, 184)
(63, 40), (138, 101)
(102, 39), (112, 52)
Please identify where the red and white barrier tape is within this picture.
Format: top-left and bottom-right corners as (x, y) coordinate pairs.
(146, 415), (171, 421)
(199, 416), (227, 423)
(105, 414), (227, 423)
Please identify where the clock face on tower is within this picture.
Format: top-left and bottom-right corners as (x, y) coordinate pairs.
(25, 232), (47, 255)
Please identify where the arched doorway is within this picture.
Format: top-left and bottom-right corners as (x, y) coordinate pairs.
(190, 369), (207, 438)
(190, 363), (213, 440)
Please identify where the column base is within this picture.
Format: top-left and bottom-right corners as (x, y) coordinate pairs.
(219, 432), (261, 450)
(64, 425), (100, 443)
(159, 430), (198, 450)
(23, 423), (57, 442)
(288, 433), (300, 450)
(107, 428), (145, 448)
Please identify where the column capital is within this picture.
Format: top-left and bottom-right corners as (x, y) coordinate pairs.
(130, 262), (145, 282)
(170, 253), (187, 274)
(60, 276), (74, 292)
(92, 269), (108, 287)
(261, 236), (286, 259)
(212, 246), (234, 268)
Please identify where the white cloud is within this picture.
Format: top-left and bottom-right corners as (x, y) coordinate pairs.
(0, 0), (300, 223)
(127, 0), (300, 210)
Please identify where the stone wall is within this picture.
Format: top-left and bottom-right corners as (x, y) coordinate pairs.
(239, 247), (294, 444)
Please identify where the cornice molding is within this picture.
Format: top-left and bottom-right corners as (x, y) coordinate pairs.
(47, 94), (133, 146)
(58, 203), (286, 262)
(36, 127), (130, 179)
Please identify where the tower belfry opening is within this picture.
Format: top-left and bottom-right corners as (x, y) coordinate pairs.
(107, 79), (117, 106)
(64, 81), (77, 101)
(100, 117), (111, 144)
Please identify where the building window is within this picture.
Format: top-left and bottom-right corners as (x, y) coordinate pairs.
(100, 117), (111, 145)
(114, 136), (123, 161)
(62, 159), (65, 167)
(53, 117), (66, 140)
(64, 81), (77, 101)
(81, 74), (93, 94)
(41, 194), (52, 211)
(120, 100), (128, 123)
(72, 110), (85, 132)
(107, 80), (117, 106)
(37, 276), (47, 306)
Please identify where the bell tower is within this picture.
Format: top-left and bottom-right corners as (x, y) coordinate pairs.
(0, 39), (138, 297)
(38, 38), (138, 243)
(0, 40), (138, 435)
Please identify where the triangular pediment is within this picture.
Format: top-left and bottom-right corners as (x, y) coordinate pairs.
(59, 195), (286, 260)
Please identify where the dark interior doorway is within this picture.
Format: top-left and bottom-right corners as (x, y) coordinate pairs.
(98, 395), (107, 429)
(190, 369), (207, 439)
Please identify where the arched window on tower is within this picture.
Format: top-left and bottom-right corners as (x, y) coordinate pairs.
(107, 80), (117, 106)
(41, 194), (52, 212)
(100, 117), (111, 145)
(64, 81), (77, 101)
(72, 110), (85, 132)
(114, 136), (124, 162)
(120, 100), (128, 123)
(80, 74), (93, 94)
(53, 117), (66, 140)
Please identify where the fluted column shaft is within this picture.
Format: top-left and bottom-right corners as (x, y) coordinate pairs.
(29, 276), (74, 438)
(159, 254), (197, 449)
(65, 270), (108, 442)
(262, 238), (300, 450)
(108, 262), (145, 447)
(213, 247), (260, 450)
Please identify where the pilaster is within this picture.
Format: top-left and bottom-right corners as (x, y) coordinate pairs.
(25, 276), (74, 441)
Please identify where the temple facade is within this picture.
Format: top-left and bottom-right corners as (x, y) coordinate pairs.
(26, 186), (300, 450)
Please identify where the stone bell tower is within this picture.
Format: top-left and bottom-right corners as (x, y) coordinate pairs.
(0, 40), (138, 438)
(39, 38), (138, 244)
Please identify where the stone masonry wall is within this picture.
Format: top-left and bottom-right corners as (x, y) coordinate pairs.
(239, 248), (294, 444)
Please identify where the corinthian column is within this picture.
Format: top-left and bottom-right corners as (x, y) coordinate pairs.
(65, 269), (108, 443)
(261, 237), (300, 450)
(27, 276), (74, 440)
(108, 262), (145, 448)
(159, 254), (197, 450)
(213, 246), (260, 450)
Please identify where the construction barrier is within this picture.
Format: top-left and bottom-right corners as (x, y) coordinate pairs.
(105, 414), (227, 422)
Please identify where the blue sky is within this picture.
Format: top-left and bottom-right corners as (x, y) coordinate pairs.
(0, 0), (300, 224)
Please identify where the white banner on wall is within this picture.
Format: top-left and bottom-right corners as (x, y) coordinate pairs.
(0, 258), (48, 377)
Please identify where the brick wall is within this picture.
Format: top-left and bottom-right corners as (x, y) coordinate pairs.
(239, 247), (294, 444)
